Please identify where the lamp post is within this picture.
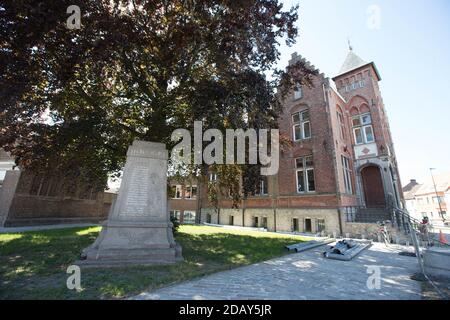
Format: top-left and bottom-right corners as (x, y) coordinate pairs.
(429, 168), (445, 222)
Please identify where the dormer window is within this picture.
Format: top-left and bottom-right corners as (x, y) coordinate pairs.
(294, 84), (303, 100)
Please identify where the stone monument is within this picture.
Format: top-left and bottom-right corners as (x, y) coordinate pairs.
(79, 140), (183, 267)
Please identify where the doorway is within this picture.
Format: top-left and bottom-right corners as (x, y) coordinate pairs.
(262, 217), (268, 229)
(361, 165), (386, 207)
(304, 218), (312, 233)
(293, 218), (299, 232)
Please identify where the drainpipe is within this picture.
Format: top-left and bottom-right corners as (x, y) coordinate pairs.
(197, 181), (202, 224)
(337, 209), (343, 235)
(217, 207), (220, 224)
(323, 81), (343, 236)
(273, 209), (277, 232)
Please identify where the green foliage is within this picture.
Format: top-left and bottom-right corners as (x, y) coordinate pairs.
(0, 0), (316, 189)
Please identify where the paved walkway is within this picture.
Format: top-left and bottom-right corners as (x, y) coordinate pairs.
(0, 223), (98, 233)
(134, 242), (422, 300)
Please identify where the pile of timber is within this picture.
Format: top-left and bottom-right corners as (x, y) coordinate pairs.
(323, 239), (372, 261)
(285, 238), (335, 253)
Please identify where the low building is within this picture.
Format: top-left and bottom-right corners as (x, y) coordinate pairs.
(0, 170), (110, 227)
(402, 174), (449, 225)
(403, 179), (422, 220)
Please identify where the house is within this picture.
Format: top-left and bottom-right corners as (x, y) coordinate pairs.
(403, 179), (422, 220)
(402, 174), (450, 225)
(194, 49), (404, 236)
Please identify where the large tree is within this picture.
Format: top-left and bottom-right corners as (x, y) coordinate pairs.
(0, 0), (315, 197)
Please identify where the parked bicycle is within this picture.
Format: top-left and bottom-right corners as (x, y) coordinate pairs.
(376, 220), (391, 246)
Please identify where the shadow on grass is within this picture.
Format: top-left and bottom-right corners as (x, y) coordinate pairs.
(0, 226), (302, 300)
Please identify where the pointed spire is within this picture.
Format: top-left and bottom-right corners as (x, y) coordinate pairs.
(333, 45), (382, 81)
(338, 48), (367, 75)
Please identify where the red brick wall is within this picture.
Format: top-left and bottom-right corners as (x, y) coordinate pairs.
(5, 171), (109, 226)
(277, 74), (337, 196)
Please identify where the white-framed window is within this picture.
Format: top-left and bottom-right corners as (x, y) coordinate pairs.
(170, 210), (181, 221)
(183, 211), (196, 224)
(344, 81), (364, 92)
(352, 113), (374, 145)
(317, 218), (326, 232)
(341, 155), (353, 194)
(295, 155), (315, 193)
(185, 185), (197, 199)
(209, 173), (217, 182)
(292, 110), (311, 141)
(254, 176), (269, 196)
(173, 185), (182, 199)
(294, 84), (303, 100)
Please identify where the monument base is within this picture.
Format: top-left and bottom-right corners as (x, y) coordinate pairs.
(78, 221), (183, 268)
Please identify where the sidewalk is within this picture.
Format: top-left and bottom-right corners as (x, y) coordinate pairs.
(134, 242), (422, 300)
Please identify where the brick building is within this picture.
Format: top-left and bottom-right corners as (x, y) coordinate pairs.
(0, 170), (111, 227)
(168, 178), (200, 224)
(1, 49), (404, 236)
(189, 49), (404, 236)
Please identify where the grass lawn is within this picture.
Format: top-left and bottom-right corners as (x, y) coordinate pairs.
(0, 225), (309, 300)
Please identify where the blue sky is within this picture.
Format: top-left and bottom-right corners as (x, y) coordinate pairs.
(277, 0), (450, 184)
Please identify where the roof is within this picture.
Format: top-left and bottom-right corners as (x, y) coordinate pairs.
(403, 183), (422, 200)
(339, 50), (368, 75)
(403, 179), (419, 192)
(332, 49), (382, 81)
(411, 173), (450, 197)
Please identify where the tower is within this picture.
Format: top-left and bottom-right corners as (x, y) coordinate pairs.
(332, 49), (403, 209)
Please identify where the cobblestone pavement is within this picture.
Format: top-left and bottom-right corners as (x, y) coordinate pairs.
(134, 242), (422, 300)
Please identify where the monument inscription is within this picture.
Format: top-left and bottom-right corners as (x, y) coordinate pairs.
(121, 166), (150, 216)
(79, 140), (183, 267)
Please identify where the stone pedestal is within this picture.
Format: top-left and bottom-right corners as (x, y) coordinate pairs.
(79, 140), (183, 267)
